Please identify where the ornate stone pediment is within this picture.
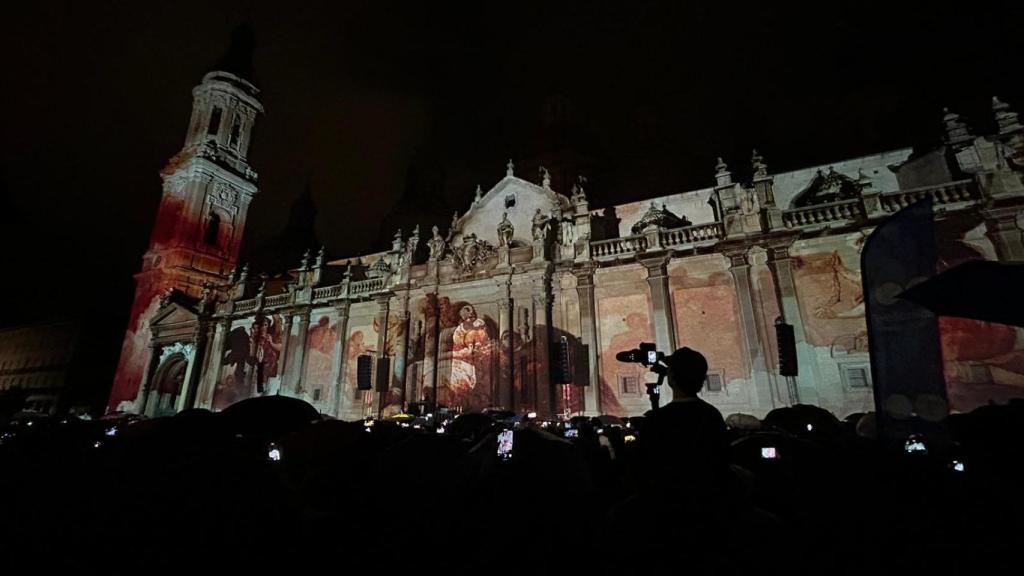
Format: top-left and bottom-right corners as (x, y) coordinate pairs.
(791, 167), (864, 207)
(631, 202), (691, 234)
(454, 176), (570, 249)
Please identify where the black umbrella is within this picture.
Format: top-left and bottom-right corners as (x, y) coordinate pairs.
(898, 259), (1024, 328)
(221, 395), (321, 440)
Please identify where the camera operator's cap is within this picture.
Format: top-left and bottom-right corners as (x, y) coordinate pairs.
(664, 346), (708, 374)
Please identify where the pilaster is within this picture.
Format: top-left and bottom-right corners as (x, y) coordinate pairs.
(766, 241), (822, 406)
(331, 301), (351, 417)
(983, 207), (1024, 261)
(640, 255), (677, 405)
(724, 249), (774, 413)
(573, 266), (601, 415)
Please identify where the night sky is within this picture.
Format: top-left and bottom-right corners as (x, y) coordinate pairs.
(0, 1), (1020, 389)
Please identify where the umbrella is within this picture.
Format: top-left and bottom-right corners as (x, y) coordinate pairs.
(899, 259), (1024, 327)
(221, 395), (321, 440)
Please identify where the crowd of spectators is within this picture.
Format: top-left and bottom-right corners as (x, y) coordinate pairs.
(1, 353), (1022, 574)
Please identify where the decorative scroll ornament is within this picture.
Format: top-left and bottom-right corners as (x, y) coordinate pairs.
(159, 341), (195, 365)
(450, 233), (496, 273)
(631, 202), (690, 234)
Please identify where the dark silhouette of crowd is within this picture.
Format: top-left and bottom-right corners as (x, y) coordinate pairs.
(2, 348), (1023, 575)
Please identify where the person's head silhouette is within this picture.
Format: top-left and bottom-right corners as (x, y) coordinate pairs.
(664, 347), (708, 399)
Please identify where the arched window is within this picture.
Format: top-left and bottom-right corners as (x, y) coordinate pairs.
(204, 213), (221, 247)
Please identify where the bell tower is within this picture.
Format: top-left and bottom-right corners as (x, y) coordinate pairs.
(109, 26), (264, 411)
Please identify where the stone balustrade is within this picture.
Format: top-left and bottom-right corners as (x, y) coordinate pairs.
(234, 298), (257, 313)
(312, 285), (344, 301)
(264, 293), (291, 307)
(590, 235), (649, 259)
(350, 277), (386, 295)
(782, 199), (865, 229)
(660, 222), (725, 247)
(880, 179), (975, 213)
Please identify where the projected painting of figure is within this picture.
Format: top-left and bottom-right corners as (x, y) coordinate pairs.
(792, 250), (867, 349)
(212, 314), (284, 410)
(436, 299), (496, 411)
(303, 314), (337, 404)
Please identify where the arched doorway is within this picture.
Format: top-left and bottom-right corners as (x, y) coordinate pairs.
(145, 354), (188, 417)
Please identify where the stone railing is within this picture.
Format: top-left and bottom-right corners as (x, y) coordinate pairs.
(264, 293), (291, 308)
(782, 199), (864, 229)
(660, 222), (725, 247)
(880, 179), (975, 213)
(350, 277), (386, 295)
(234, 298), (257, 313)
(590, 235), (648, 259)
(313, 285), (345, 301)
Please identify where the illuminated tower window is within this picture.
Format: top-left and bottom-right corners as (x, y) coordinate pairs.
(207, 107), (223, 136)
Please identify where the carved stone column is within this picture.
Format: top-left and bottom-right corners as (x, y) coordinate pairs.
(136, 345), (161, 416)
(330, 301), (351, 417)
(497, 289), (515, 410)
(725, 250), (774, 413)
(766, 242), (822, 406)
(176, 332), (206, 412)
(404, 315), (423, 407)
(196, 319), (229, 409)
(276, 314), (294, 394)
(641, 255), (677, 404)
(574, 267), (601, 415)
(422, 292), (440, 407)
(290, 310), (311, 396)
(983, 207), (1024, 261)
(392, 305), (411, 412)
(374, 296), (391, 416)
(533, 291), (554, 417)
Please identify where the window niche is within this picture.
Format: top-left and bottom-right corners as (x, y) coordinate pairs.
(204, 213), (222, 247)
(207, 107), (223, 137)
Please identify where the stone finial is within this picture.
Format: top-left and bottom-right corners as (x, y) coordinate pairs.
(714, 156), (732, 187)
(474, 184), (483, 204)
(752, 149), (768, 179)
(571, 174), (588, 204)
(300, 250), (311, 270)
(506, 159), (515, 177)
(856, 168), (873, 188)
(343, 263), (353, 281)
(993, 96), (1023, 137)
(315, 245), (326, 267)
(943, 107), (973, 147)
(539, 166), (551, 189)
(450, 211), (460, 234)
(239, 262), (250, 283)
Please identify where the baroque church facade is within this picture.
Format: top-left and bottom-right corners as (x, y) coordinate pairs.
(109, 55), (1024, 421)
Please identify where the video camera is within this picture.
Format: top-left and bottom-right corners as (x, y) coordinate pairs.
(615, 342), (667, 410)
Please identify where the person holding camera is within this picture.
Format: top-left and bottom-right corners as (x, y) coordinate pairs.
(635, 346), (729, 492)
